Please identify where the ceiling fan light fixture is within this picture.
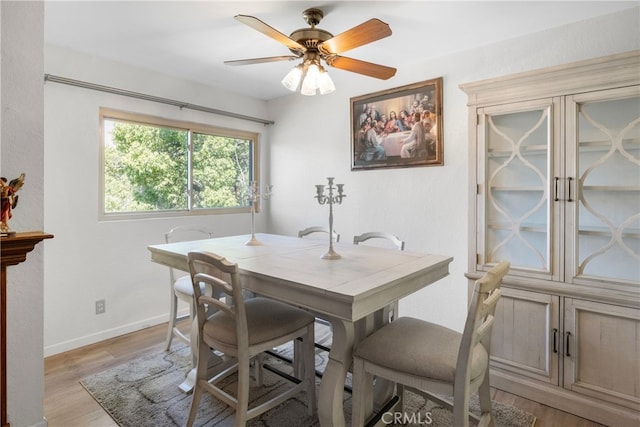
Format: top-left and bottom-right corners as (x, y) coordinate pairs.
(286, 59), (334, 96)
(281, 64), (303, 91)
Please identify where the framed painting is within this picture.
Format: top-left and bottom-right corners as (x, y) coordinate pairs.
(350, 77), (443, 170)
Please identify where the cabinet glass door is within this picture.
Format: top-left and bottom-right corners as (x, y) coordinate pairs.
(566, 86), (640, 290)
(478, 99), (561, 279)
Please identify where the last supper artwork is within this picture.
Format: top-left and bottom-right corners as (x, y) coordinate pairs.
(351, 78), (443, 170)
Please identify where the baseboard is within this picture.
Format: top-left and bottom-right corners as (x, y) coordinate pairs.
(43, 311), (187, 357)
(491, 369), (640, 427)
(30, 416), (48, 427)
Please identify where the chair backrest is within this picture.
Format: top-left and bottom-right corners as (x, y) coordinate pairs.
(165, 225), (214, 244)
(353, 231), (405, 251)
(188, 250), (248, 352)
(298, 226), (340, 242)
(165, 225), (214, 284)
(455, 261), (509, 391)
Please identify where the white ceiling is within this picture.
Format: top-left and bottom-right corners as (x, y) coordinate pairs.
(44, 1), (638, 101)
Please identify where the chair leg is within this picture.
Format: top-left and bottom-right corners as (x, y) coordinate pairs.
(185, 383), (203, 427)
(292, 338), (303, 378)
(186, 337), (212, 427)
(397, 383), (405, 413)
(253, 353), (264, 387)
(453, 387), (471, 427)
(165, 292), (178, 351)
(303, 323), (317, 416)
(477, 370), (494, 427)
(235, 356), (251, 427)
(351, 358), (374, 427)
(181, 298), (197, 370)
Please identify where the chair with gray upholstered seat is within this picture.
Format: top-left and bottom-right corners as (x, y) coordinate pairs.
(351, 261), (510, 427)
(164, 225), (214, 351)
(185, 250), (317, 427)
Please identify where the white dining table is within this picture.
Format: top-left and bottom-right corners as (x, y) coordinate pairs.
(147, 233), (452, 427)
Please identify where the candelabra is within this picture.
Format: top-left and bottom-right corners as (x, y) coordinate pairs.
(245, 181), (273, 246)
(314, 177), (346, 259)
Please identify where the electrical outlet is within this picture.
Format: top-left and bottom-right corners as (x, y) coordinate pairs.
(95, 299), (106, 315)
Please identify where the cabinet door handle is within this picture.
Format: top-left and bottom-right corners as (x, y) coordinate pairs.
(552, 328), (558, 353)
(567, 177), (574, 202)
(554, 177), (560, 201)
(565, 331), (572, 357)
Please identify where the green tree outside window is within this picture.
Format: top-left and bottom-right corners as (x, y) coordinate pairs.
(103, 115), (255, 215)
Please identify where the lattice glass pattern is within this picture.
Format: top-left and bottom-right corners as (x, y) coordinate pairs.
(575, 95), (640, 283)
(485, 108), (551, 272)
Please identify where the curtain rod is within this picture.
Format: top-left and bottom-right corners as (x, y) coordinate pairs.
(43, 74), (275, 126)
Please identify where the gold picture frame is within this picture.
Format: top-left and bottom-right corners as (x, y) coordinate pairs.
(350, 77), (443, 170)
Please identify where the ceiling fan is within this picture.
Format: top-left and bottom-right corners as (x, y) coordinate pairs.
(224, 8), (396, 95)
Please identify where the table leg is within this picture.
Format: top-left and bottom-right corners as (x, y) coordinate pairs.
(318, 318), (354, 427)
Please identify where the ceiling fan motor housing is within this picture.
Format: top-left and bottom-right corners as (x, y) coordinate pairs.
(288, 27), (333, 55)
(287, 8), (333, 56)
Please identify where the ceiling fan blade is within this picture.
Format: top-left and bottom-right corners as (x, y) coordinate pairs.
(224, 55), (300, 66)
(325, 55), (396, 80)
(234, 15), (306, 53)
(319, 18), (391, 55)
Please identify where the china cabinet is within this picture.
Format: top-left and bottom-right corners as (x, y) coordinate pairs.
(461, 51), (639, 426)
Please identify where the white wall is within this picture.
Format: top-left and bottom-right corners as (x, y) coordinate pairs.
(42, 7), (639, 358)
(266, 8), (640, 331)
(43, 46), (271, 355)
(1, 2), (48, 426)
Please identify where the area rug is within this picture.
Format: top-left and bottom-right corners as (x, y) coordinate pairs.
(81, 343), (536, 427)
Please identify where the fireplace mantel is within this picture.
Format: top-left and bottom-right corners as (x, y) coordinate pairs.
(1, 231), (53, 427)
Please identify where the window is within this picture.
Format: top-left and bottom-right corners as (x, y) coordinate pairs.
(100, 108), (258, 218)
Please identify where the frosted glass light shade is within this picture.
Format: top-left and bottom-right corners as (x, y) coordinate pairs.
(300, 63), (320, 96)
(318, 69), (335, 94)
(281, 65), (303, 91)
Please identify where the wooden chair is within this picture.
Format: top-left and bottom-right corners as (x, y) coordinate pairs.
(298, 226), (340, 242)
(164, 225), (214, 351)
(353, 231), (405, 251)
(185, 250), (316, 427)
(353, 231), (406, 321)
(351, 261), (510, 427)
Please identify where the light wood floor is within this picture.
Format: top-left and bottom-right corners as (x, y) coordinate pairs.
(44, 321), (606, 427)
